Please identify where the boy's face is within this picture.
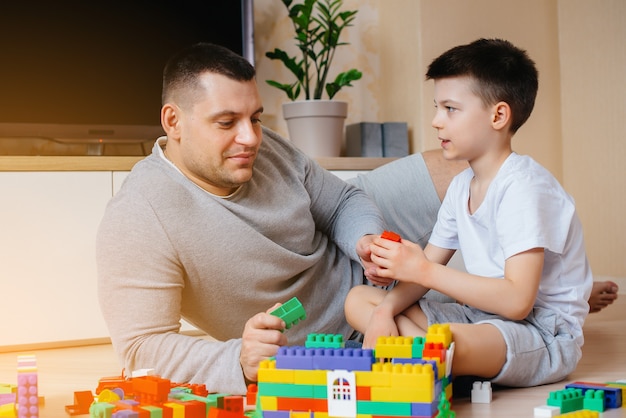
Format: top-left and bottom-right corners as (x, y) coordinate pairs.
(431, 76), (497, 162)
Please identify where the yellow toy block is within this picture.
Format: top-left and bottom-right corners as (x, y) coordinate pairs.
(374, 336), (414, 359)
(164, 402), (185, 418)
(426, 323), (452, 347)
(259, 396), (277, 411)
(370, 363), (436, 403)
(554, 410), (599, 418)
(292, 412), (311, 418)
(0, 384), (15, 394)
(294, 369), (327, 385)
(355, 362), (394, 388)
(257, 359), (294, 383)
(371, 386), (435, 403)
(0, 403), (16, 418)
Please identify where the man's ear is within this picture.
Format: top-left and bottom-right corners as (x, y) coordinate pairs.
(161, 103), (182, 139)
(491, 102), (511, 131)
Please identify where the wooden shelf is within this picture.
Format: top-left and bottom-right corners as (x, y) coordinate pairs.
(0, 156), (397, 172)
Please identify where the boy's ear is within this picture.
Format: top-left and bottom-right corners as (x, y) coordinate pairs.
(161, 103), (182, 139)
(491, 102), (511, 131)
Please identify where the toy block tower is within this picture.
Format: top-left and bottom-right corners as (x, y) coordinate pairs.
(16, 355), (38, 418)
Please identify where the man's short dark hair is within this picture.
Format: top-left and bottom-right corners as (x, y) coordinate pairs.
(162, 42), (256, 107)
(426, 38), (538, 133)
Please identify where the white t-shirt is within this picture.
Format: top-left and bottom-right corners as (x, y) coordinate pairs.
(430, 153), (592, 344)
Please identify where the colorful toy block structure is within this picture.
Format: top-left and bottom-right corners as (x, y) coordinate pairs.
(68, 299), (459, 417)
(255, 324), (455, 418)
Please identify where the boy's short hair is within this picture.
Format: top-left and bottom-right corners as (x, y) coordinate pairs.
(426, 38), (538, 133)
(162, 42), (256, 108)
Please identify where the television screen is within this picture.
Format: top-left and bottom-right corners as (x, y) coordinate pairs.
(0, 0), (254, 154)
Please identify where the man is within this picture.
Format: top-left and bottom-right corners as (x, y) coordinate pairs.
(96, 42), (465, 395)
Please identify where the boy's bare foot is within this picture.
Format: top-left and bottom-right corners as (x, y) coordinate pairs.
(589, 281), (619, 313)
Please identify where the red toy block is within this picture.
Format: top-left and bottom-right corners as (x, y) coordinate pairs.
(218, 395), (243, 413)
(422, 342), (447, 362)
(381, 230), (401, 242)
(64, 390), (94, 415)
(356, 385), (371, 400)
(246, 384), (258, 406)
(207, 407), (244, 418)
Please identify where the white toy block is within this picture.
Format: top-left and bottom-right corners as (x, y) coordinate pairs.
(533, 405), (560, 417)
(471, 381), (492, 403)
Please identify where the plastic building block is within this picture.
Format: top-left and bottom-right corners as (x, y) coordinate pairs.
(305, 333), (344, 349)
(534, 405), (561, 417)
(565, 381), (622, 409)
(582, 389), (605, 412)
(64, 391), (94, 415)
(547, 388), (584, 413)
(246, 384), (258, 406)
(381, 230), (401, 242)
(435, 392), (456, 418)
(471, 381), (492, 403)
(375, 336), (414, 359)
(426, 323), (452, 347)
(553, 410), (599, 418)
(16, 355), (38, 418)
(269, 297), (306, 329)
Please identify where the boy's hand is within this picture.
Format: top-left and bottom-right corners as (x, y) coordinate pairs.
(357, 234), (394, 287)
(240, 303), (288, 383)
(369, 236), (429, 285)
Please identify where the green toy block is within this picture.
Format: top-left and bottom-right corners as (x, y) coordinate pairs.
(270, 297), (306, 329)
(583, 389), (605, 412)
(547, 388), (584, 413)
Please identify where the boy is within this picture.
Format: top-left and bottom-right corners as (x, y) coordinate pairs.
(344, 38), (593, 387)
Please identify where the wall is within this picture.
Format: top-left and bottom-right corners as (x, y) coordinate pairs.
(558, 0), (626, 280)
(254, 0), (625, 280)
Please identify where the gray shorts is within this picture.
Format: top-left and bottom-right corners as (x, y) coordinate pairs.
(419, 300), (582, 387)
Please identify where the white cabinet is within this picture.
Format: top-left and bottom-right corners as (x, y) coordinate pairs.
(0, 172), (112, 348)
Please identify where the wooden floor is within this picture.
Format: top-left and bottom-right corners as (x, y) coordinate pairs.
(0, 297), (624, 417)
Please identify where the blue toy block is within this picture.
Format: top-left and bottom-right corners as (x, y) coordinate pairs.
(411, 398), (439, 417)
(311, 348), (375, 371)
(565, 382), (622, 409)
(275, 347), (375, 372)
(275, 347), (315, 370)
(262, 411), (291, 418)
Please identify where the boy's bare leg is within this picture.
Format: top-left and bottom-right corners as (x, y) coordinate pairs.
(401, 303), (506, 378)
(346, 285), (507, 378)
(589, 280), (619, 313)
(422, 149), (468, 202)
(344, 285), (388, 334)
(448, 323), (507, 378)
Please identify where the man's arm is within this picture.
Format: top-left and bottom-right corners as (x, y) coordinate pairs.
(348, 150), (466, 248)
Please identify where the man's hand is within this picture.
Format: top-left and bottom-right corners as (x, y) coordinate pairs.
(356, 234), (395, 287)
(240, 303), (288, 383)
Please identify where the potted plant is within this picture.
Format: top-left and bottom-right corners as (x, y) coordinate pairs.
(265, 0), (362, 157)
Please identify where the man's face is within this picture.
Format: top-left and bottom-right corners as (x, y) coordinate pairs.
(431, 76), (495, 162)
(168, 72), (264, 196)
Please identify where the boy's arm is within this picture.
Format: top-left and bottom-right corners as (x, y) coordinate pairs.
(422, 247), (544, 320)
(371, 237), (544, 320)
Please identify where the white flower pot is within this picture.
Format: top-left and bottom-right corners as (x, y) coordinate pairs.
(282, 100), (348, 157)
